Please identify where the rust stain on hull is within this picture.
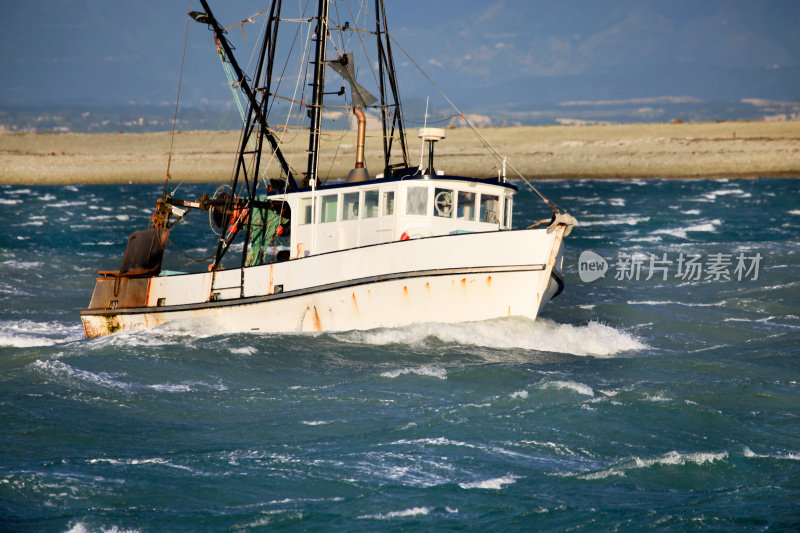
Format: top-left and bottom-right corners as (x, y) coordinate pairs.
(312, 306), (322, 332)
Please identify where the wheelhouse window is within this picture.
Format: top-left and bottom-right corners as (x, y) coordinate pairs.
(382, 191), (394, 216)
(299, 198), (312, 225)
(480, 194), (500, 224)
(318, 194), (338, 223)
(363, 190), (379, 218)
(504, 197), (513, 228)
(457, 191), (476, 220)
(342, 192), (359, 221)
(406, 187), (428, 215)
(434, 188), (454, 218)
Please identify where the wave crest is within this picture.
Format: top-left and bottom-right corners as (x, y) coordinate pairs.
(336, 318), (645, 357)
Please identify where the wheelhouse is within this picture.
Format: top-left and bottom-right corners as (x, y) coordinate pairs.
(278, 174), (518, 257)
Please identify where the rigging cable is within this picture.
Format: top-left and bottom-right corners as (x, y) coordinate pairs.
(164, 0), (193, 198)
(390, 34), (563, 213)
(343, 1), (565, 214)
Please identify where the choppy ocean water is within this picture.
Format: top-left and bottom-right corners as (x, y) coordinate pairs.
(1, 178), (798, 532)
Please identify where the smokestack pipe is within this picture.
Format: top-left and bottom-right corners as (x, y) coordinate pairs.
(354, 106), (366, 169)
(346, 107), (370, 182)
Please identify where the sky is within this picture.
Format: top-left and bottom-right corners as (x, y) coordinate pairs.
(2, 0), (799, 113)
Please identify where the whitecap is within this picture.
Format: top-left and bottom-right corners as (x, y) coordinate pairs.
(700, 188), (748, 201)
(3, 260), (44, 269)
(88, 457), (194, 472)
(358, 507), (431, 520)
(788, 209), (800, 216)
(510, 390), (528, 399)
(339, 318), (646, 357)
(229, 346), (257, 356)
(0, 319), (84, 347)
(31, 360), (133, 391)
(518, 440), (580, 456)
(146, 383), (192, 393)
(65, 522), (141, 533)
(743, 446), (800, 461)
(380, 366), (447, 380)
(579, 215), (650, 227)
(46, 201), (87, 208)
(652, 219), (720, 239)
(643, 393), (671, 402)
(572, 450), (728, 480)
(0, 198), (21, 205)
(300, 420), (332, 426)
(459, 475), (519, 490)
(541, 380), (594, 397)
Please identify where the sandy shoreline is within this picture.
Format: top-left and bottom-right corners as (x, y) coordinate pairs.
(1, 121), (798, 185)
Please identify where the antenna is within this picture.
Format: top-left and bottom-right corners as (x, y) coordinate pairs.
(419, 97), (429, 170)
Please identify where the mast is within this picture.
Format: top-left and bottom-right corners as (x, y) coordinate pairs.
(375, 0), (409, 174)
(193, 0), (298, 280)
(195, 0), (297, 190)
(304, 0), (330, 187)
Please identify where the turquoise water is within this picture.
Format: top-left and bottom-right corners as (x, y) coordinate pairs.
(1, 179), (798, 531)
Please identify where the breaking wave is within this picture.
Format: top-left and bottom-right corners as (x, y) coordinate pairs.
(0, 320), (83, 348)
(335, 318), (645, 357)
(459, 475), (519, 490)
(568, 450), (729, 480)
(380, 366), (448, 380)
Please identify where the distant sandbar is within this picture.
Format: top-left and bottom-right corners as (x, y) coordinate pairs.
(1, 121), (798, 185)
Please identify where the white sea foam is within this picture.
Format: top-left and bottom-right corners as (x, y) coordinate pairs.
(46, 200), (87, 208)
(510, 390), (528, 399)
(3, 259), (44, 269)
(459, 475), (519, 490)
(31, 360), (224, 394)
(380, 366), (448, 380)
(88, 457), (195, 472)
(358, 507), (431, 520)
(652, 219), (720, 239)
(0, 333), (58, 348)
(337, 318), (645, 357)
(643, 393), (671, 402)
(65, 522), (141, 533)
(300, 420), (332, 426)
(518, 440), (581, 457)
(228, 346), (257, 356)
(146, 383), (192, 393)
(743, 446), (800, 460)
(0, 320), (84, 347)
(579, 215), (650, 227)
(700, 188), (750, 201)
(32, 360), (133, 391)
(788, 209), (800, 216)
(541, 380), (594, 397)
(0, 198), (21, 205)
(572, 450), (728, 480)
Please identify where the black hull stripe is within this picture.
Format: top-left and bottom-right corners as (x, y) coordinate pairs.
(81, 264), (546, 318)
(551, 269), (565, 300)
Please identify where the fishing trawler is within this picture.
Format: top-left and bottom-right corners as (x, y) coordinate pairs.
(80, 0), (577, 337)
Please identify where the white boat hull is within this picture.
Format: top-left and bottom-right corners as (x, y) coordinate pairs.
(81, 226), (566, 337)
